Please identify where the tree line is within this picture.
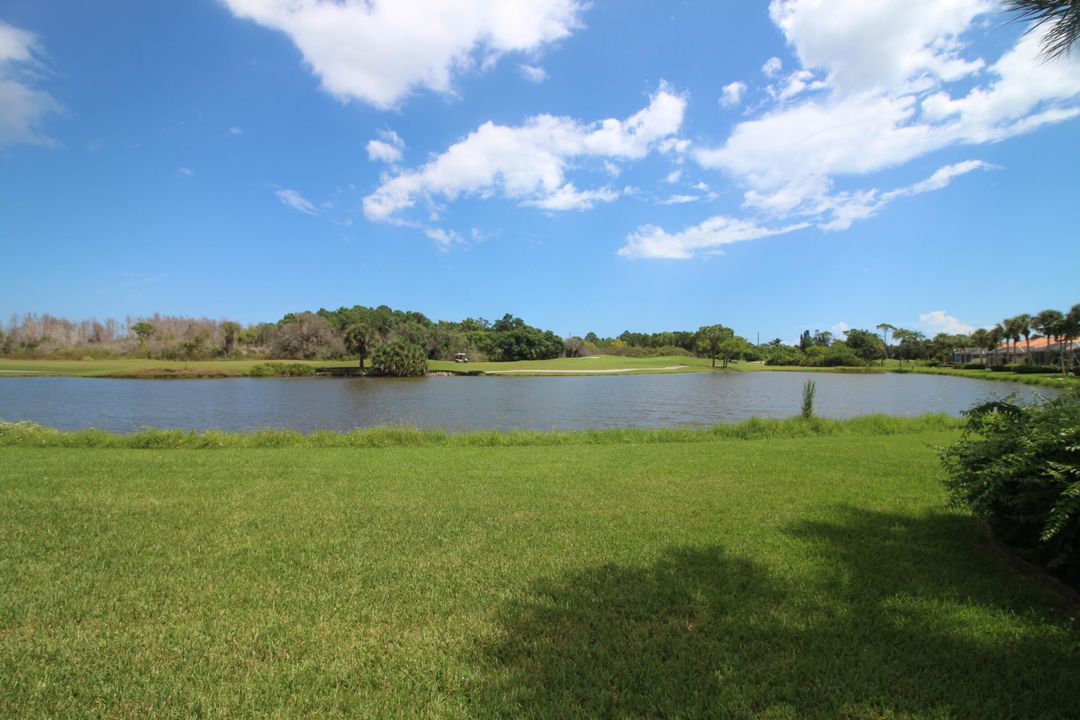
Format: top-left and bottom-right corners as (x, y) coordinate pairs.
(0, 307), (564, 367)
(3, 302), (1077, 375)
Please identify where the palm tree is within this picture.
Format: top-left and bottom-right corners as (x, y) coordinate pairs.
(1002, 317), (1024, 364)
(1014, 313), (1034, 363)
(970, 328), (990, 366)
(1035, 309), (1065, 365)
(989, 325), (1005, 366)
(1063, 304), (1080, 374)
(1005, 0), (1080, 60)
(876, 323), (896, 367)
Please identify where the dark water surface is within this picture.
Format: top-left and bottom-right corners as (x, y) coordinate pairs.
(0, 372), (1054, 433)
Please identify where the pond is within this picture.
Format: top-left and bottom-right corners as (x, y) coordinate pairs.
(0, 372), (1055, 434)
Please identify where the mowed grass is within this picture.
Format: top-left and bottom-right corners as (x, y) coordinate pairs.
(5, 355), (1075, 385)
(432, 354), (714, 374)
(2, 428), (1078, 718)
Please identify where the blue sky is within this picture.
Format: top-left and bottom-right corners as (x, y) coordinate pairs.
(1, 0), (1078, 342)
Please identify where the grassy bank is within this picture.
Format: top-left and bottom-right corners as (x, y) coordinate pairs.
(432, 354), (713, 374)
(3, 355), (1078, 386)
(0, 357), (358, 378)
(899, 364), (1079, 389)
(0, 355), (711, 378)
(2, 425), (1077, 718)
(0, 414), (961, 448)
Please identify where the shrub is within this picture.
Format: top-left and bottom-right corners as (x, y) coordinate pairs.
(1009, 364), (1064, 375)
(961, 362), (988, 370)
(248, 362), (317, 377)
(940, 389), (1080, 583)
(371, 339), (428, 377)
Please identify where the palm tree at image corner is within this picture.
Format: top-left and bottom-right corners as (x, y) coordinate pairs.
(1005, 0), (1080, 59)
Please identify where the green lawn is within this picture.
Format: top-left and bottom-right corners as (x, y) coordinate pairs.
(3, 355), (1076, 386)
(0, 355), (711, 378)
(429, 354), (715, 374)
(2, 424), (1076, 718)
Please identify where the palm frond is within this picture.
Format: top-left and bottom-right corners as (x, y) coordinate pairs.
(1005, 0), (1080, 60)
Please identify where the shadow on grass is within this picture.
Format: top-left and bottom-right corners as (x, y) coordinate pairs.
(476, 509), (1078, 719)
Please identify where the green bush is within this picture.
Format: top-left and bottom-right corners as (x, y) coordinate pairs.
(1009, 364), (1064, 375)
(248, 362), (317, 377)
(371, 339), (428, 377)
(941, 390), (1080, 583)
(961, 362), (988, 370)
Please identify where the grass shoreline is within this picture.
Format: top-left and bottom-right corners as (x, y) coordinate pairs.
(0, 413), (961, 448)
(2, 355), (1077, 386)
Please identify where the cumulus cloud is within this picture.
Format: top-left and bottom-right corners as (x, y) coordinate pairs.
(275, 188), (320, 215)
(618, 215), (808, 260)
(221, 0), (584, 108)
(519, 64), (547, 83)
(761, 56), (782, 77)
(0, 22), (59, 149)
(366, 128), (405, 163)
(768, 0), (990, 95)
(363, 83), (687, 238)
(687, 0), (1080, 241)
(720, 81), (746, 108)
(917, 310), (976, 335)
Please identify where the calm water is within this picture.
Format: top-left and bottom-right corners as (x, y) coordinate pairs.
(0, 372), (1054, 433)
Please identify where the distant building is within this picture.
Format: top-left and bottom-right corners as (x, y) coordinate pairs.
(953, 336), (1078, 365)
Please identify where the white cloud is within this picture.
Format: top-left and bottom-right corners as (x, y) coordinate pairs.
(618, 215), (808, 260)
(658, 194), (699, 205)
(882, 159), (994, 200)
(424, 226), (462, 248)
(917, 310), (975, 335)
(366, 128), (405, 163)
(720, 81), (746, 108)
(522, 183), (620, 211)
(363, 83), (686, 236)
(762, 56), (782, 77)
(818, 160), (993, 231)
(177, 167), (194, 176)
(830, 321), (851, 338)
(0, 22), (59, 149)
(686, 2), (1080, 241)
(519, 64), (547, 83)
(768, 0), (990, 95)
(664, 168), (682, 184)
(275, 188), (319, 215)
(228, 126), (244, 135)
(221, 0), (584, 108)
(773, 69), (827, 101)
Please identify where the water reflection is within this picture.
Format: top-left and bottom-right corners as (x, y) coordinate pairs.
(0, 372), (1053, 434)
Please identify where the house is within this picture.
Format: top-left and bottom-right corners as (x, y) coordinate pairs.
(953, 335), (1078, 365)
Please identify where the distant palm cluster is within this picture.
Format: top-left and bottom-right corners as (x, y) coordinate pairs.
(958, 306), (1080, 370)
